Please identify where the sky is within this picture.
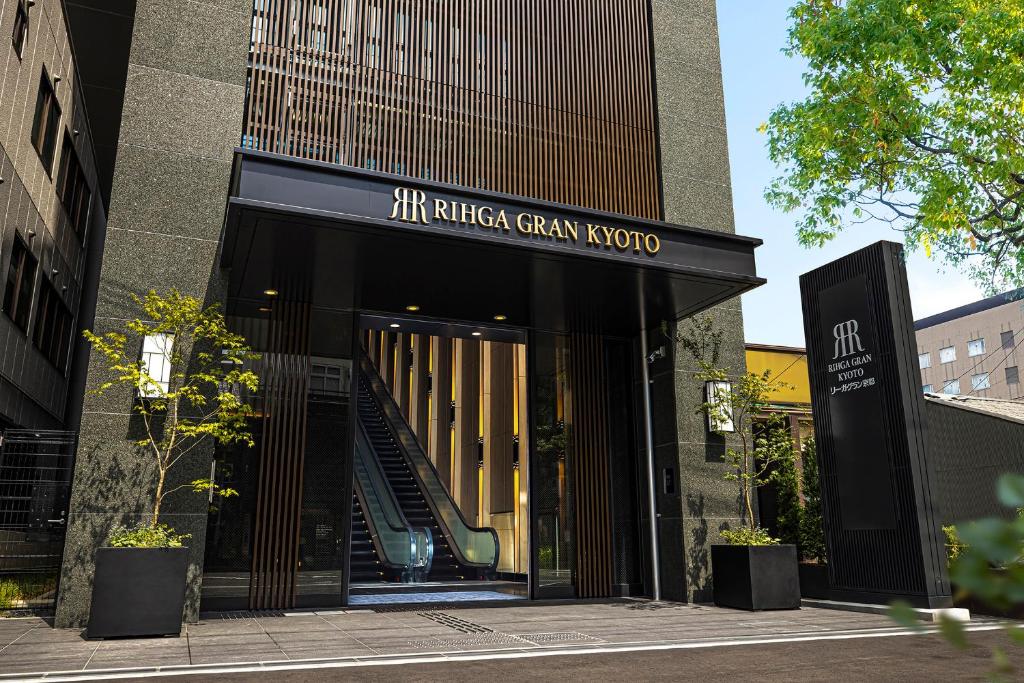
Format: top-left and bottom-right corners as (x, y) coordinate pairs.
(716, 2), (984, 348)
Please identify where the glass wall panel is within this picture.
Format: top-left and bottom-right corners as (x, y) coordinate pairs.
(530, 333), (576, 598)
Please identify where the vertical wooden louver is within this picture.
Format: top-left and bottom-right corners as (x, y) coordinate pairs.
(243, 0), (660, 220)
(567, 329), (613, 598)
(249, 300), (312, 609)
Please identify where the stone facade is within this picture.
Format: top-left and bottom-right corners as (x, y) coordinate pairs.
(54, 0), (251, 627)
(650, 0), (751, 602)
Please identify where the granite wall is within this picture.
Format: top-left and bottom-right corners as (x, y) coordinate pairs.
(54, 0), (251, 627)
(649, 0), (753, 603)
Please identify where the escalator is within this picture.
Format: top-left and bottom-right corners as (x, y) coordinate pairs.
(355, 354), (499, 582)
(350, 421), (432, 583)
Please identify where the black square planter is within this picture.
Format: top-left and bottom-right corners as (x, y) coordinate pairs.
(711, 544), (800, 611)
(87, 547), (189, 638)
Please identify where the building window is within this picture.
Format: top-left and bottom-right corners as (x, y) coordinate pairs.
(139, 334), (174, 398)
(922, 384), (933, 393)
(32, 279), (72, 372)
(310, 363), (345, 396)
(30, 69), (61, 173)
(939, 346), (956, 364)
(1002, 330), (1015, 349)
(971, 373), (991, 391)
(56, 133), (91, 237)
(1007, 366), (1019, 386)
(12, 0), (28, 58)
(967, 338), (985, 357)
(3, 236), (37, 331)
(942, 379), (960, 395)
(918, 352), (931, 369)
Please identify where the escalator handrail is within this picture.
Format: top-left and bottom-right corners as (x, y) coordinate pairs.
(353, 421), (433, 572)
(359, 354), (500, 571)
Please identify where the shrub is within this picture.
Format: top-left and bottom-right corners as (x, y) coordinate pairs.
(943, 524), (966, 564)
(798, 437), (827, 563)
(720, 527), (779, 546)
(108, 523), (190, 548)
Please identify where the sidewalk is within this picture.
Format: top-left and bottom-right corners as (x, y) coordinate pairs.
(0, 600), (989, 679)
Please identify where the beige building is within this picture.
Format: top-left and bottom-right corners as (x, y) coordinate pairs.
(916, 289), (1024, 400)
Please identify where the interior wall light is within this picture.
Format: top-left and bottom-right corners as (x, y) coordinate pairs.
(405, 304), (420, 312)
(390, 323), (400, 328)
(493, 314), (507, 321)
(472, 331), (482, 337)
(264, 289), (279, 297)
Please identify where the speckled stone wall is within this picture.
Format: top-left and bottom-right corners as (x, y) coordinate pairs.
(54, 0), (251, 627)
(649, 0), (753, 603)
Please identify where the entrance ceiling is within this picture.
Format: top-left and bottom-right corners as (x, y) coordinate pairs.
(222, 150), (765, 337)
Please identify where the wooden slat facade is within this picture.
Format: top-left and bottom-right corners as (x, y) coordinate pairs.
(249, 300), (312, 609)
(243, 0), (660, 220)
(567, 330), (614, 598)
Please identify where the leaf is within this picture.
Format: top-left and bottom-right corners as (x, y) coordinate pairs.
(938, 614), (968, 651)
(997, 474), (1024, 509)
(888, 601), (924, 632)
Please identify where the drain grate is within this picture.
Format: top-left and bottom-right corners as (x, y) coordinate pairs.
(209, 610), (286, 620)
(514, 632), (600, 644)
(407, 633), (523, 649)
(419, 611), (493, 633)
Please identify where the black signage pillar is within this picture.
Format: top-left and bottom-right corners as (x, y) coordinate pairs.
(800, 241), (951, 608)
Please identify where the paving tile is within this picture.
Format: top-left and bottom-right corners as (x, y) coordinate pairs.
(187, 618), (266, 636)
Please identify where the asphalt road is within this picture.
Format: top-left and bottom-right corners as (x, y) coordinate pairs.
(121, 629), (1023, 682)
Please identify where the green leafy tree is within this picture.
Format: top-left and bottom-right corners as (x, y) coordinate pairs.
(799, 437), (827, 563)
(765, 0), (1024, 289)
(84, 290), (259, 541)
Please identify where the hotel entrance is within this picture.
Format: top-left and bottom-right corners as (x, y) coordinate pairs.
(198, 149), (763, 612)
(350, 318), (530, 605)
(349, 314), (647, 605)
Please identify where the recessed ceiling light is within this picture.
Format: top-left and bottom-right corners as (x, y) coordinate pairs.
(493, 314), (507, 321)
(390, 323), (400, 328)
(258, 306), (271, 313)
(405, 304), (420, 312)
(264, 289), (279, 297)
(472, 331), (482, 337)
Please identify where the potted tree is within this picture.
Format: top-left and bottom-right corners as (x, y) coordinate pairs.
(677, 314), (800, 611)
(84, 290), (258, 638)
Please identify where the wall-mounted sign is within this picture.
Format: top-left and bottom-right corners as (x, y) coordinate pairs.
(387, 187), (662, 256)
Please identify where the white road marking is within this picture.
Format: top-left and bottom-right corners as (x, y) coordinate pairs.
(2, 623), (1013, 682)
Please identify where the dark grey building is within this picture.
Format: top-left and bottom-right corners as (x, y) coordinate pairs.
(42, 0), (766, 627)
(0, 0), (106, 432)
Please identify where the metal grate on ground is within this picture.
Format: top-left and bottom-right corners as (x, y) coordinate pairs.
(418, 611), (493, 633)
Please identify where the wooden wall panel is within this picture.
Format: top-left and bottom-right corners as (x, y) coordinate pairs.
(243, 0), (660, 220)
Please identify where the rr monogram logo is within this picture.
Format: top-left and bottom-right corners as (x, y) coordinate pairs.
(388, 187), (427, 224)
(832, 319), (864, 360)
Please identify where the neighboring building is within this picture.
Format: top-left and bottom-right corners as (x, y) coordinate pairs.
(915, 289), (1024, 400)
(745, 343), (813, 446)
(44, 0), (766, 628)
(0, 0), (106, 431)
(925, 394), (1024, 524)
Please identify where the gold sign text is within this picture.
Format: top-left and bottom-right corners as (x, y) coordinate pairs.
(387, 187), (661, 256)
